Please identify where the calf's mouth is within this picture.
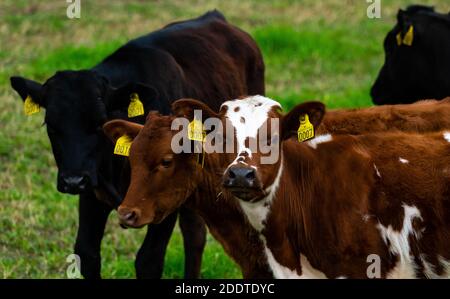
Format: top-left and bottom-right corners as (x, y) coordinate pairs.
(224, 186), (265, 203)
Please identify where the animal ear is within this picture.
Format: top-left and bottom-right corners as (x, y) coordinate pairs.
(171, 98), (219, 121)
(396, 10), (415, 47)
(10, 76), (45, 107)
(103, 119), (143, 144)
(105, 82), (160, 119)
(281, 101), (325, 141)
(396, 9), (406, 24)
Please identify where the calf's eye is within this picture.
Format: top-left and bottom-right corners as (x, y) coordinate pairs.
(161, 157), (173, 168)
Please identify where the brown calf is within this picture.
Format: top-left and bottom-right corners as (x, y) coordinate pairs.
(222, 96), (450, 278)
(103, 109), (272, 278)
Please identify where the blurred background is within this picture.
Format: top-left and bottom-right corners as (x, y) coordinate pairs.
(1, 0), (449, 278)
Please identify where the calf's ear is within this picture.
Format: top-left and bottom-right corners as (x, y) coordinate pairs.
(396, 9), (406, 24)
(10, 76), (45, 107)
(171, 98), (219, 120)
(281, 101), (325, 141)
(103, 120), (143, 144)
(105, 82), (160, 118)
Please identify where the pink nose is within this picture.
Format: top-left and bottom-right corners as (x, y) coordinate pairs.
(118, 207), (141, 227)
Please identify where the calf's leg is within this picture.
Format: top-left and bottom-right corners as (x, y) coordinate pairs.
(135, 210), (178, 278)
(74, 191), (112, 279)
(179, 206), (206, 279)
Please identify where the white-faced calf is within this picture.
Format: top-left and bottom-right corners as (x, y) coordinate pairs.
(221, 96), (450, 278)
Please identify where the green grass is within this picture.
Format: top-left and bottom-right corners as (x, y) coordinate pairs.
(1, 0), (450, 278)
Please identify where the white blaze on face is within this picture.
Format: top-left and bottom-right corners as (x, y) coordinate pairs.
(221, 95), (281, 166)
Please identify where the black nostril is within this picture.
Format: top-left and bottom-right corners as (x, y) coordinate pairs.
(64, 176), (83, 186)
(226, 167), (257, 187)
(223, 179), (232, 187)
(62, 175), (89, 188)
(79, 177), (87, 187)
(245, 169), (255, 180)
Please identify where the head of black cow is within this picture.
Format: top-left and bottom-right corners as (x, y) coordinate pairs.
(10, 70), (160, 195)
(371, 5), (450, 104)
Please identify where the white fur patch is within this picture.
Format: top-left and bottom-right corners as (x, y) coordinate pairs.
(374, 164), (381, 178)
(420, 254), (440, 279)
(263, 156), (283, 204)
(264, 246), (301, 279)
(444, 132), (450, 143)
(239, 199), (272, 233)
(420, 255), (450, 278)
(399, 157), (409, 164)
(377, 204), (423, 278)
(386, 260), (416, 279)
(263, 246), (327, 279)
(221, 95), (281, 166)
(299, 254), (327, 279)
(362, 214), (371, 222)
(307, 134), (333, 149)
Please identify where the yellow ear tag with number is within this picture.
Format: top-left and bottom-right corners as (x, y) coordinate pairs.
(24, 95), (40, 115)
(297, 114), (314, 142)
(188, 119), (205, 142)
(127, 93), (144, 118)
(114, 135), (132, 156)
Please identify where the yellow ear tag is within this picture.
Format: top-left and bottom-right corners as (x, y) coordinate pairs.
(24, 95), (40, 115)
(402, 25), (414, 46)
(188, 119), (205, 142)
(297, 114), (314, 142)
(114, 135), (132, 156)
(127, 93), (144, 118)
(396, 32), (403, 46)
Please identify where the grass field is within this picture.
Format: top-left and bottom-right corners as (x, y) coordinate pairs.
(1, 0), (449, 279)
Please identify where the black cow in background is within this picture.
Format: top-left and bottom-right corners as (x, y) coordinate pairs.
(10, 10), (265, 279)
(371, 5), (450, 105)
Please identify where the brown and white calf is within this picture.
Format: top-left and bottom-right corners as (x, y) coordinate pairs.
(221, 96), (450, 278)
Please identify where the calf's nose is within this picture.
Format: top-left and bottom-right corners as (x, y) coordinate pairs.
(223, 166), (256, 188)
(118, 207), (141, 227)
(61, 175), (89, 194)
